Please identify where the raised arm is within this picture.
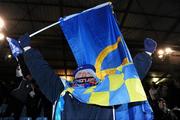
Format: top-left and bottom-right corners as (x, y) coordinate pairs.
(7, 34), (64, 103)
(133, 52), (152, 80)
(133, 38), (157, 80)
(23, 48), (64, 103)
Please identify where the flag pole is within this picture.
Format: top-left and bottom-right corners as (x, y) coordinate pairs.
(29, 21), (60, 38)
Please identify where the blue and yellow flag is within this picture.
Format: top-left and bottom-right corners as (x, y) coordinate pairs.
(59, 2), (147, 106)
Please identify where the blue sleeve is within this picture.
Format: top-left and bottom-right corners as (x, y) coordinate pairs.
(133, 52), (152, 80)
(23, 48), (64, 103)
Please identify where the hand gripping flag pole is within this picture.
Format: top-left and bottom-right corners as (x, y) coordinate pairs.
(29, 21), (60, 37)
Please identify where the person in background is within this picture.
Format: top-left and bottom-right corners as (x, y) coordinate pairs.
(133, 38), (157, 104)
(10, 64), (33, 104)
(133, 38), (157, 81)
(4, 65), (26, 119)
(15, 54), (52, 119)
(156, 98), (177, 120)
(149, 82), (159, 101)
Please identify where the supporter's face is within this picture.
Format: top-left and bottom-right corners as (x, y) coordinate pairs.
(72, 71), (97, 87)
(158, 101), (166, 110)
(76, 71), (93, 78)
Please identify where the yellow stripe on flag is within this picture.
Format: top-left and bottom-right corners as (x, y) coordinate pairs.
(108, 74), (124, 91)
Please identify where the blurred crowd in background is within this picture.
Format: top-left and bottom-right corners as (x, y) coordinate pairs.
(146, 78), (180, 120)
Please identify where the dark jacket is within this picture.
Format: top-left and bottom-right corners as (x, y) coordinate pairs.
(133, 52), (152, 80)
(23, 49), (152, 120)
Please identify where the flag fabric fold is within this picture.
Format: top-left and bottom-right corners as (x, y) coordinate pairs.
(59, 2), (147, 106)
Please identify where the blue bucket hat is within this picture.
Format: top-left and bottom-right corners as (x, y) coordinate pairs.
(144, 38), (157, 53)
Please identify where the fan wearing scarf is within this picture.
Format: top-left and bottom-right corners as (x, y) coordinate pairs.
(70, 64), (97, 88)
(7, 33), (157, 120)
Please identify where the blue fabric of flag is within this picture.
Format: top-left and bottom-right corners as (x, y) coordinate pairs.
(59, 2), (132, 68)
